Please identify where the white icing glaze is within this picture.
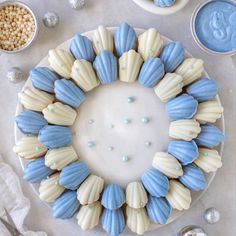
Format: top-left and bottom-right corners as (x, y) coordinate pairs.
(71, 59), (100, 92)
(119, 49), (143, 82)
(166, 180), (191, 211)
(77, 175), (104, 205)
(152, 152), (183, 178)
(169, 119), (201, 141)
(194, 148), (222, 173)
(126, 181), (148, 209)
(18, 88), (54, 112)
(13, 136), (47, 159)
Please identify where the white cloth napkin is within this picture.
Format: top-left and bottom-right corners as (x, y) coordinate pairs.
(0, 155), (47, 236)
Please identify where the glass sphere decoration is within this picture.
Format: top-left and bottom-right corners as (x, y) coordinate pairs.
(179, 225), (207, 236)
(204, 207), (220, 224)
(7, 67), (24, 83)
(43, 12), (59, 28)
(68, 0), (85, 9)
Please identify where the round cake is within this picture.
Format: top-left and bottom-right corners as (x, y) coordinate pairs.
(14, 23), (224, 235)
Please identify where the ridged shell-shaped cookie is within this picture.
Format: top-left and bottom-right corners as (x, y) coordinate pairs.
(15, 110), (48, 135)
(194, 148), (222, 173)
(71, 59), (100, 92)
(45, 146), (78, 171)
(59, 161), (90, 190)
(30, 67), (60, 93)
(43, 102), (77, 126)
(195, 124), (224, 148)
(146, 196), (172, 224)
(13, 136), (47, 159)
(152, 152), (183, 178)
(186, 77), (219, 102)
(175, 58), (204, 86)
(39, 173), (65, 203)
(194, 100), (224, 124)
(169, 119), (201, 141)
(141, 168), (169, 197)
(126, 206), (150, 235)
(154, 0), (176, 7)
(77, 201), (102, 230)
(154, 73), (183, 102)
(126, 181), (148, 209)
(160, 41), (185, 73)
(101, 208), (125, 236)
(179, 164), (207, 191)
(101, 183), (125, 210)
(48, 49), (75, 79)
(23, 157), (54, 183)
(70, 34), (95, 62)
(166, 94), (198, 120)
(168, 140), (198, 165)
(166, 180), (191, 211)
(18, 88), (54, 112)
(53, 191), (80, 219)
(119, 49), (143, 82)
(138, 58), (165, 87)
(114, 22), (137, 57)
(77, 175), (104, 205)
(38, 125), (72, 149)
(138, 28), (164, 60)
(54, 79), (85, 108)
(92, 25), (114, 55)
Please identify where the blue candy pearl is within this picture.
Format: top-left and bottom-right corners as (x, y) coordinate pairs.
(122, 155), (129, 162)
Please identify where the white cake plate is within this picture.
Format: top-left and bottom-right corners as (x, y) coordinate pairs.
(14, 28), (225, 233)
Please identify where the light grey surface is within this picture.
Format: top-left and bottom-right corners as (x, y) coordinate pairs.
(0, 0), (235, 235)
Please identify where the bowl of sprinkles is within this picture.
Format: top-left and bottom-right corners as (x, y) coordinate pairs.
(0, 1), (38, 53)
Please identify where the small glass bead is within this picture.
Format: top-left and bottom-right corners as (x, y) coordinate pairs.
(108, 146), (114, 151)
(88, 119), (94, 124)
(87, 141), (95, 148)
(124, 118), (131, 124)
(122, 155), (130, 162)
(110, 124), (115, 128)
(204, 207), (221, 224)
(127, 96), (135, 103)
(141, 117), (150, 124)
(145, 141), (151, 147)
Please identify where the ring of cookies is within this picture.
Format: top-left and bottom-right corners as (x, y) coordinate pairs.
(14, 23), (224, 236)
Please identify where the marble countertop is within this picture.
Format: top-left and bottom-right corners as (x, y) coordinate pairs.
(0, 0), (235, 235)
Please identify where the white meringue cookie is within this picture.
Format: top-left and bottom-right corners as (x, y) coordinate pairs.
(154, 73), (183, 102)
(77, 175), (104, 205)
(194, 100), (224, 124)
(126, 206), (150, 235)
(13, 136), (47, 159)
(152, 152), (183, 178)
(138, 28), (163, 60)
(42, 102), (77, 126)
(175, 58), (204, 86)
(77, 201), (102, 230)
(18, 88), (54, 112)
(71, 59), (100, 92)
(119, 49), (143, 82)
(92, 25), (114, 55)
(39, 173), (65, 203)
(166, 180), (191, 211)
(169, 119), (201, 141)
(194, 148), (222, 173)
(48, 49), (75, 79)
(126, 181), (148, 209)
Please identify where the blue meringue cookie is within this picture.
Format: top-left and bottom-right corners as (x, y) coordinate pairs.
(101, 183), (125, 210)
(101, 208), (125, 236)
(160, 41), (184, 72)
(166, 94), (198, 120)
(30, 67), (60, 93)
(146, 196), (172, 224)
(195, 124), (224, 148)
(23, 157), (54, 183)
(114, 22), (137, 57)
(93, 50), (117, 84)
(70, 34), (95, 62)
(53, 191), (80, 219)
(186, 77), (219, 102)
(138, 58), (165, 88)
(141, 168), (169, 197)
(168, 140), (198, 165)
(38, 125), (72, 149)
(59, 162), (90, 190)
(54, 79), (85, 108)
(15, 110), (48, 135)
(179, 164), (207, 191)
